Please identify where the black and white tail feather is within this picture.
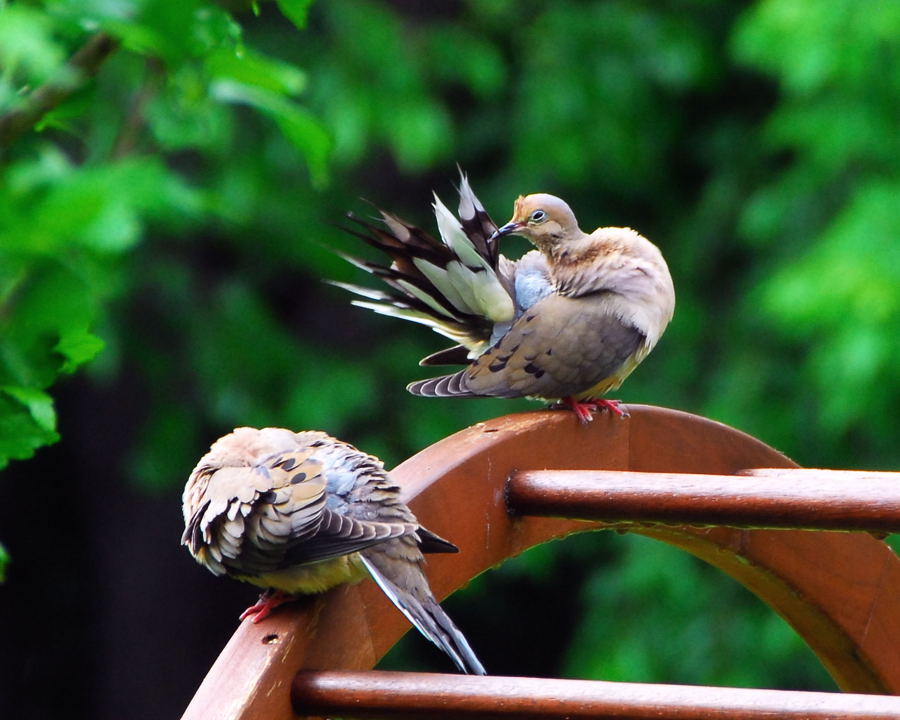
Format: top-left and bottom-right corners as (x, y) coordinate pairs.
(359, 554), (486, 675)
(333, 172), (518, 371)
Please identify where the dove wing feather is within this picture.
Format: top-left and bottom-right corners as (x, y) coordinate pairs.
(409, 292), (646, 400)
(184, 449), (418, 576)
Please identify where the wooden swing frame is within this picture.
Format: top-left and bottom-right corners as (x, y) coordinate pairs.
(182, 406), (900, 719)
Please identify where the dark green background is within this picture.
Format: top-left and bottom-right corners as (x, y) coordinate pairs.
(1, 1), (898, 717)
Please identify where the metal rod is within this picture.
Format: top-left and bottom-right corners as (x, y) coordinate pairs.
(293, 670), (900, 719)
(506, 468), (900, 532)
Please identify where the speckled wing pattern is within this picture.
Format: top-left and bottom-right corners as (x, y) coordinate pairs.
(182, 427), (486, 675)
(408, 293), (646, 401)
(182, 447), (417, 578)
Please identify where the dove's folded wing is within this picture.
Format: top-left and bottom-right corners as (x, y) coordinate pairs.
(183, 450), (417, 576)
(409, 293), (646, 401)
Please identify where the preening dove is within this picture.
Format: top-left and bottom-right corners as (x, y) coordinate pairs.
(336, 173), (675, 422)
(182, 426), (485, 675)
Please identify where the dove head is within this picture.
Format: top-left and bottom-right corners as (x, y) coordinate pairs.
(491, 193), (581, 254)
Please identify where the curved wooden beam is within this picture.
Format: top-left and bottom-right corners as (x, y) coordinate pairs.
(181, 407), (900, 720)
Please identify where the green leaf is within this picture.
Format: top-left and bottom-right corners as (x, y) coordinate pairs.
(206, 47), (307, 97)
(276, 0), (315, 30)
(0, 543), (7, 583)
(2, 386), (57, 432)
(0, 5), (67, 93)
(211, 79), (331, 185)
(3, 156), (196, 253)
(0, 268), (95, 390)
(0, 388), (59, 469)
(55, 328), (105, 373)
(188, 4), (243, 56)
(147, 66), (234, 151)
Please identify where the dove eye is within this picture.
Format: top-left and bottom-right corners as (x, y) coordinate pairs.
(529, 209), (547, 223)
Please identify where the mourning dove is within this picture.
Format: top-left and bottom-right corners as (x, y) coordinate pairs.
(182, 426), (485, 675)
(336, 173), (675, 422)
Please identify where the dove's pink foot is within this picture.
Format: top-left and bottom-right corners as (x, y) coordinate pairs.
(557, 397), (629, 423)
(239, 589), (292, 623)
(587, 398), (629, 418)
(558, 396), (598, 423)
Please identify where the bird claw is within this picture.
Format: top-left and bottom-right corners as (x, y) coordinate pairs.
(590, 398), (629, 419)
(568, 398), (596, 424)
(554, 397), (629, 423)
(239, 590), (292, 623)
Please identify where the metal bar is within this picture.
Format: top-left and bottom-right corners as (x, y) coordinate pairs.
(507, 468), (900, 532)
(293, 670), (900, 719)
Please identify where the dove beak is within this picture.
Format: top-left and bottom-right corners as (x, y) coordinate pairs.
(489, 220), (525, 242)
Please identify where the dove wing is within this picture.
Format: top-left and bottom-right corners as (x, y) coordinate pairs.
(408, 292), (646, 400)
(184, 450), (417, 576)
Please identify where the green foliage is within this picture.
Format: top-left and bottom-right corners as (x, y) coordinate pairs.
(717, 0), (900, 467)
(275, 0), (314, 30)
(563, 535), (832, 689)
(2, 0), (898, 691)
(0, 0), (328, 468)
(0, 6), (66, 105)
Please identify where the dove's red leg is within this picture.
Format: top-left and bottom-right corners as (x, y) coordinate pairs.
(240, 589), (292, 623)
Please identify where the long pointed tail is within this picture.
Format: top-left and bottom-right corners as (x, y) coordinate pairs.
(360, 554), (486, 675)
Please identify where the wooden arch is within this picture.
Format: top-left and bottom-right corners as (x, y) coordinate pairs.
(182, 406), (900, 719)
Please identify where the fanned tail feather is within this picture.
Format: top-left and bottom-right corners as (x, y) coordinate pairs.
(456, 170), (500, 268)
(336, 170), (513, 361)
(419, 344), (472, 367)
(407, 370), (475, 398)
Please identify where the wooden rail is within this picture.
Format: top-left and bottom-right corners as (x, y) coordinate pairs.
(181, 406), (900, 720)
(508, 468), (900, 532)
(293, 670), (900, 720)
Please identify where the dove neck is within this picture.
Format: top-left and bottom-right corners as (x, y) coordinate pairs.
(541, 233), (598, 268)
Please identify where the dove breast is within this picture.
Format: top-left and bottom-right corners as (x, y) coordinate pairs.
(510, 250), (554, 315)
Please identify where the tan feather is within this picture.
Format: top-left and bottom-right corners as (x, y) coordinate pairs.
(181, 426), (485, 675)
(338, 174), (674, 423)
(406, 191), (675, 422)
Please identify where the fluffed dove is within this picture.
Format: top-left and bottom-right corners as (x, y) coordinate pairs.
(182, 426), (485, 675)
(336, 173), (675, 422)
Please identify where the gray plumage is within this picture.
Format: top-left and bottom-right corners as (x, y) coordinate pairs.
(182, 427), (485, 675)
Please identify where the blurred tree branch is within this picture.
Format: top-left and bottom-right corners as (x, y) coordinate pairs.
(112, 58), (165, 159)
(0, 32), (119, 151)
